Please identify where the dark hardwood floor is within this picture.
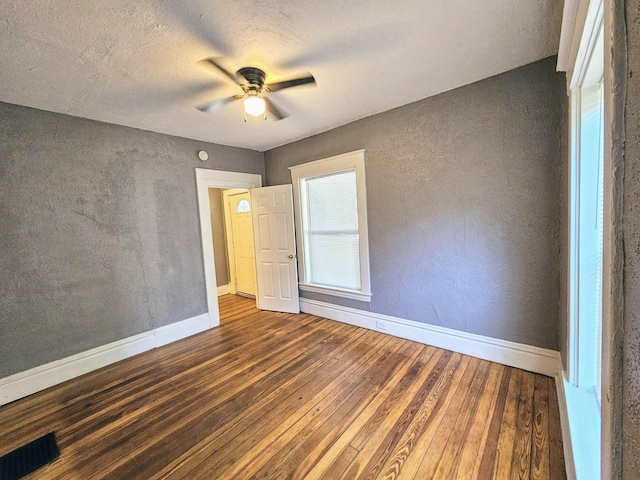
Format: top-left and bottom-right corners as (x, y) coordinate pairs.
(0, 294), (566, 479)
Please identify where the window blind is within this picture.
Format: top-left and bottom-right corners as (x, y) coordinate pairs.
(302, 170), (361, 290)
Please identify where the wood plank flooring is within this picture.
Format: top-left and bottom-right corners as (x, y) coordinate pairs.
(0, 295), (566, 479)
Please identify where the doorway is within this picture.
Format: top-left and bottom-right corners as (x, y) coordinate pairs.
(195, 169), (300, 327)
(195, 169), (262, 328)
(223, 189), (257, 298)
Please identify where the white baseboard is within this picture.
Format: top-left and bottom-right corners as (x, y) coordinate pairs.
(3, 297), (576, 479)
(154, 313), (209, 348)
(300, 298), (575, 478)
(217, 284), (230, 296)
(300, 298), (561, 377)
(0, 312), (211, 407)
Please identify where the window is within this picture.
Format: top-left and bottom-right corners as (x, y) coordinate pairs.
(235, 199), (250, 212)
(573, 82), (604, 400)
(564, 5), (604, 476)
(289, 150), (371, 302)
(569, 22), (604, 400)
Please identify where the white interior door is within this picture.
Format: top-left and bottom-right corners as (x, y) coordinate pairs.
(228, 191), (256, 296)
(250, 185), (300, 313)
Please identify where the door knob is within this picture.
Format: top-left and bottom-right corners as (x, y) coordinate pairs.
(288, 254), (295, 259)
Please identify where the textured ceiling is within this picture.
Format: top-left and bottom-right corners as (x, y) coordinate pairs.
(0, 1), (562, 151)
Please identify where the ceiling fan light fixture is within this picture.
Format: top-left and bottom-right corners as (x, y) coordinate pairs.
(198, 59), (311, 121)
(243, 94), (266, 117)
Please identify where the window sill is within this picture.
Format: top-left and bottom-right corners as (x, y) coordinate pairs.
(563, 376), (601, 479)
(299, 284), (372, 303)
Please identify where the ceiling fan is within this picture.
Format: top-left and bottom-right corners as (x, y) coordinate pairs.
(197, 58), (316, 121)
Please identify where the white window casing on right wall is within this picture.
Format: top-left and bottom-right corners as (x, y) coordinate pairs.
(289, 150), (372, 302)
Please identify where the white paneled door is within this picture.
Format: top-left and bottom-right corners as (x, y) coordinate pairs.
(250, 185), (300, 314)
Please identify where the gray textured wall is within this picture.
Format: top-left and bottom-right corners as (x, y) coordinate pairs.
(208, 188), (229, 286)
(622, 1), (640, 475)
(265, 56), (566, 350)
(0, 102), (263, 377)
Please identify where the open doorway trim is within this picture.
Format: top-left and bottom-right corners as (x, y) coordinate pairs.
(195, 169), (262, 328)
(222, 188), (250, 295)
(223, 189), (257, 298)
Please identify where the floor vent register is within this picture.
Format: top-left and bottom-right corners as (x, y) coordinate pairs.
(0, 432), (60, 480)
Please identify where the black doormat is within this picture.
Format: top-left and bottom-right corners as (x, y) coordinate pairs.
(0, 432), (59, 480)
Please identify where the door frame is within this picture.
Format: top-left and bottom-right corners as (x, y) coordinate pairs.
(195, 169), (262, 328)
(222, 189), (250, 295)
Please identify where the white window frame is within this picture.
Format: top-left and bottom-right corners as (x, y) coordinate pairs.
(569, 81), (604, 392)
(568, 7), (604, 391)
(289, 150), (372, 302)
(559, 0), (605, 478)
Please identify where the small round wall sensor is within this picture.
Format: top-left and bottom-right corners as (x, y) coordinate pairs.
(198, 150), (209, 161)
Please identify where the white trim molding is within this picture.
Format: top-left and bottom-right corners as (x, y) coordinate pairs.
(570, 0), (604, 89)
(299, 283), (372, 302)
(300, 297), (576, 479)
(556, 375), (578, 480)
(289, 150), (372, 303)
(558, 0), (580, 71)
(217, 284), (230, 296)
(195, 168), (262, 329)
(154, 313), (209, 348)
(560, 372), (601, 480)
(561, 2), (605, 477)
(299, 298), (560, 377)
(0, 312), (210, 406)
(557, 0), (604, 89)
(222, 188), (250, 296)
(558, 0), (587, 74)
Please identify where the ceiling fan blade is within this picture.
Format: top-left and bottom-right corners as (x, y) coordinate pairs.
(197, 95), (243, 113)
(264, 97), (288, 120)
(265, 74), (316, 92)
(201, 58), (243, 86)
